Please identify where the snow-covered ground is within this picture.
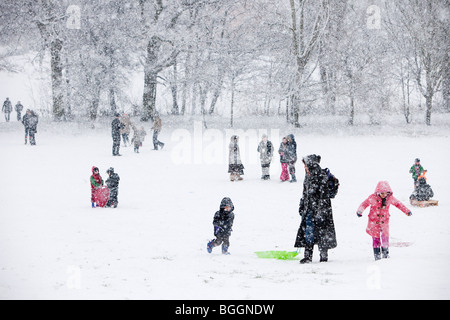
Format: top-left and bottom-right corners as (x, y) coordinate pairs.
(0, 115), (449, 300)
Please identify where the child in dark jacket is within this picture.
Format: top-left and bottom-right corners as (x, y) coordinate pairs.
(105, 167), (120, 208)
(207, 197), (235, 255)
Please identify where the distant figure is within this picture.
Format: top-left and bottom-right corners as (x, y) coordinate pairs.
(286, 134), (297, 183)
(410, 177), (434, 202)
(120, 113), (131, 147)
(105, 167), (120, 208)
(228, 135), (244, 181)
(2, 98), (12, 122)
(132, 125), (147, 153)
(22, 109), (39, 145)
(15, 101), (23, 121)
(152, 113), (164, 150)
(257, 134), (273, 180)
(278, 137), (290, 182)
(409, 158), (425, 188)
(111, 113), (125, 156)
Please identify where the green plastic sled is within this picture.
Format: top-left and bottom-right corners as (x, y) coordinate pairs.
(254, 250), (299, 260)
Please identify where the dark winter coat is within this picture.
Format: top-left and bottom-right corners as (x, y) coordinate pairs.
(213, 197), (235, 238)
(2, 99), (12, 113)
(111, 117), (125, 141)
(22, 112), (39, 133)
(285, 134), (297, 163)
(294, 154), (337, 250)
(106, 172), (120, 191)
(410, 178), (434, 201)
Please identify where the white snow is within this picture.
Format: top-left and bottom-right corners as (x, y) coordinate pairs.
(0, 116), (449, 300)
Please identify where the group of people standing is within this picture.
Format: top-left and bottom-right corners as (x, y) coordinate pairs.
(228, 133), (298, 183)
(111, 112), (164, 156)
(2, 98), (24, 122)
(2, 97), (39, 145)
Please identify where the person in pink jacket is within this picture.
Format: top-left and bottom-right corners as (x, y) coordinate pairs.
(357, 181), (412, 260)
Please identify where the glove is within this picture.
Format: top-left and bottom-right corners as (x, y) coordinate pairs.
(357, 211), (362, 217)
(407, 211), (412, 216)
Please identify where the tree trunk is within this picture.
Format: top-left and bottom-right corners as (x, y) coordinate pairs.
(51, 39), (64, 120)
(171, 59), (179, 115)
(142, 36), (161, 122)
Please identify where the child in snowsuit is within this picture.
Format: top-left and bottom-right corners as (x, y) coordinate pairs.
(257, 134), (273, 180)
(90, 166), (104, 208)
(409, 158), (425, 188)
(105, 167), (120, 208)
(131, 125), (147, 153)
(357, 181), (412, 260)
(207, 197), (235, 255)
(410, 177), (434, 202)
(278, 137), (289, 182)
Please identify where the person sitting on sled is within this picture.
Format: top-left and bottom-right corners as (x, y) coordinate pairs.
(207, 197), (235, 255)
(357, 181), (412, 261)
(90, 166), (104, 208)
(410, 177), (434, 202)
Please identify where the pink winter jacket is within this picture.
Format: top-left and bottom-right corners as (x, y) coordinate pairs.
(357, 181), (411, 238)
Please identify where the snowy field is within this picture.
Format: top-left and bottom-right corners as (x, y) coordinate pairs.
(0, 115), (449, 300)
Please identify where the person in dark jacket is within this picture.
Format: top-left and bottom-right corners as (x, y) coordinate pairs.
(111, 113), (125, 156)
(22, 109), (39, 145)
(410, 177), (434, 201)
(294, 154), (337, 263)
(207, 197), (235, 255)
(278, 137), (290, 182)
(105, 167), (120, 208)
(286, 134), (297, 183)
(15, 101), (23, 121)
(2, 98), (12, 122)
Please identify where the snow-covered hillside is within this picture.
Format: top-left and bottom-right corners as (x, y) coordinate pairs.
(0, 116), (449, 299)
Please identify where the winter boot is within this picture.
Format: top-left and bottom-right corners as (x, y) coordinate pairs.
(373, 247), (381, 261)
(290, 175), (297, 183)
(236, 174), (243, 181)
(25, 136), (27, 145)
(230, 174), (235, 182)
(207, 240), (214, 253)
(300, 247), (313, 264)
(319, 249), (328, 262)
(222, 245), (230, 255)
(91, 202), (96, 208)
(382, 247), (390, 259)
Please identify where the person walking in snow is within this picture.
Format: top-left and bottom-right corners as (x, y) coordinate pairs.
(278, 137), (290, 182)
(257, 134), (273, 180)
(120, 113), (131, 147)
(2, 97), (12, 122)
(207, 197), (235, 255)
(152, 113), (165, 150)
(409, 158), (425, 188)
(90, 166), (104, 208)
(111, 113), (125, 156)
(294, 154), (337, 263)
(15, 101), (23, 121)
(357, 181), (412, 261)
(22, 109), (39, 145)
(228, 135), (244, 181)
(105, 167), (120, 208)
(286, 134), (297, 183)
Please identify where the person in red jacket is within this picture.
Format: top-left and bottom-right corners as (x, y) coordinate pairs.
(357, 181), (412, 260)
(90, 166), (104, 208)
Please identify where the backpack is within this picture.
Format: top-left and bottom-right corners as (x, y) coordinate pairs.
(324, 168), (339, 199)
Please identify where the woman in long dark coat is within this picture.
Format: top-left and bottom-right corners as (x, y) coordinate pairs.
(294, 154), (337, 263)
